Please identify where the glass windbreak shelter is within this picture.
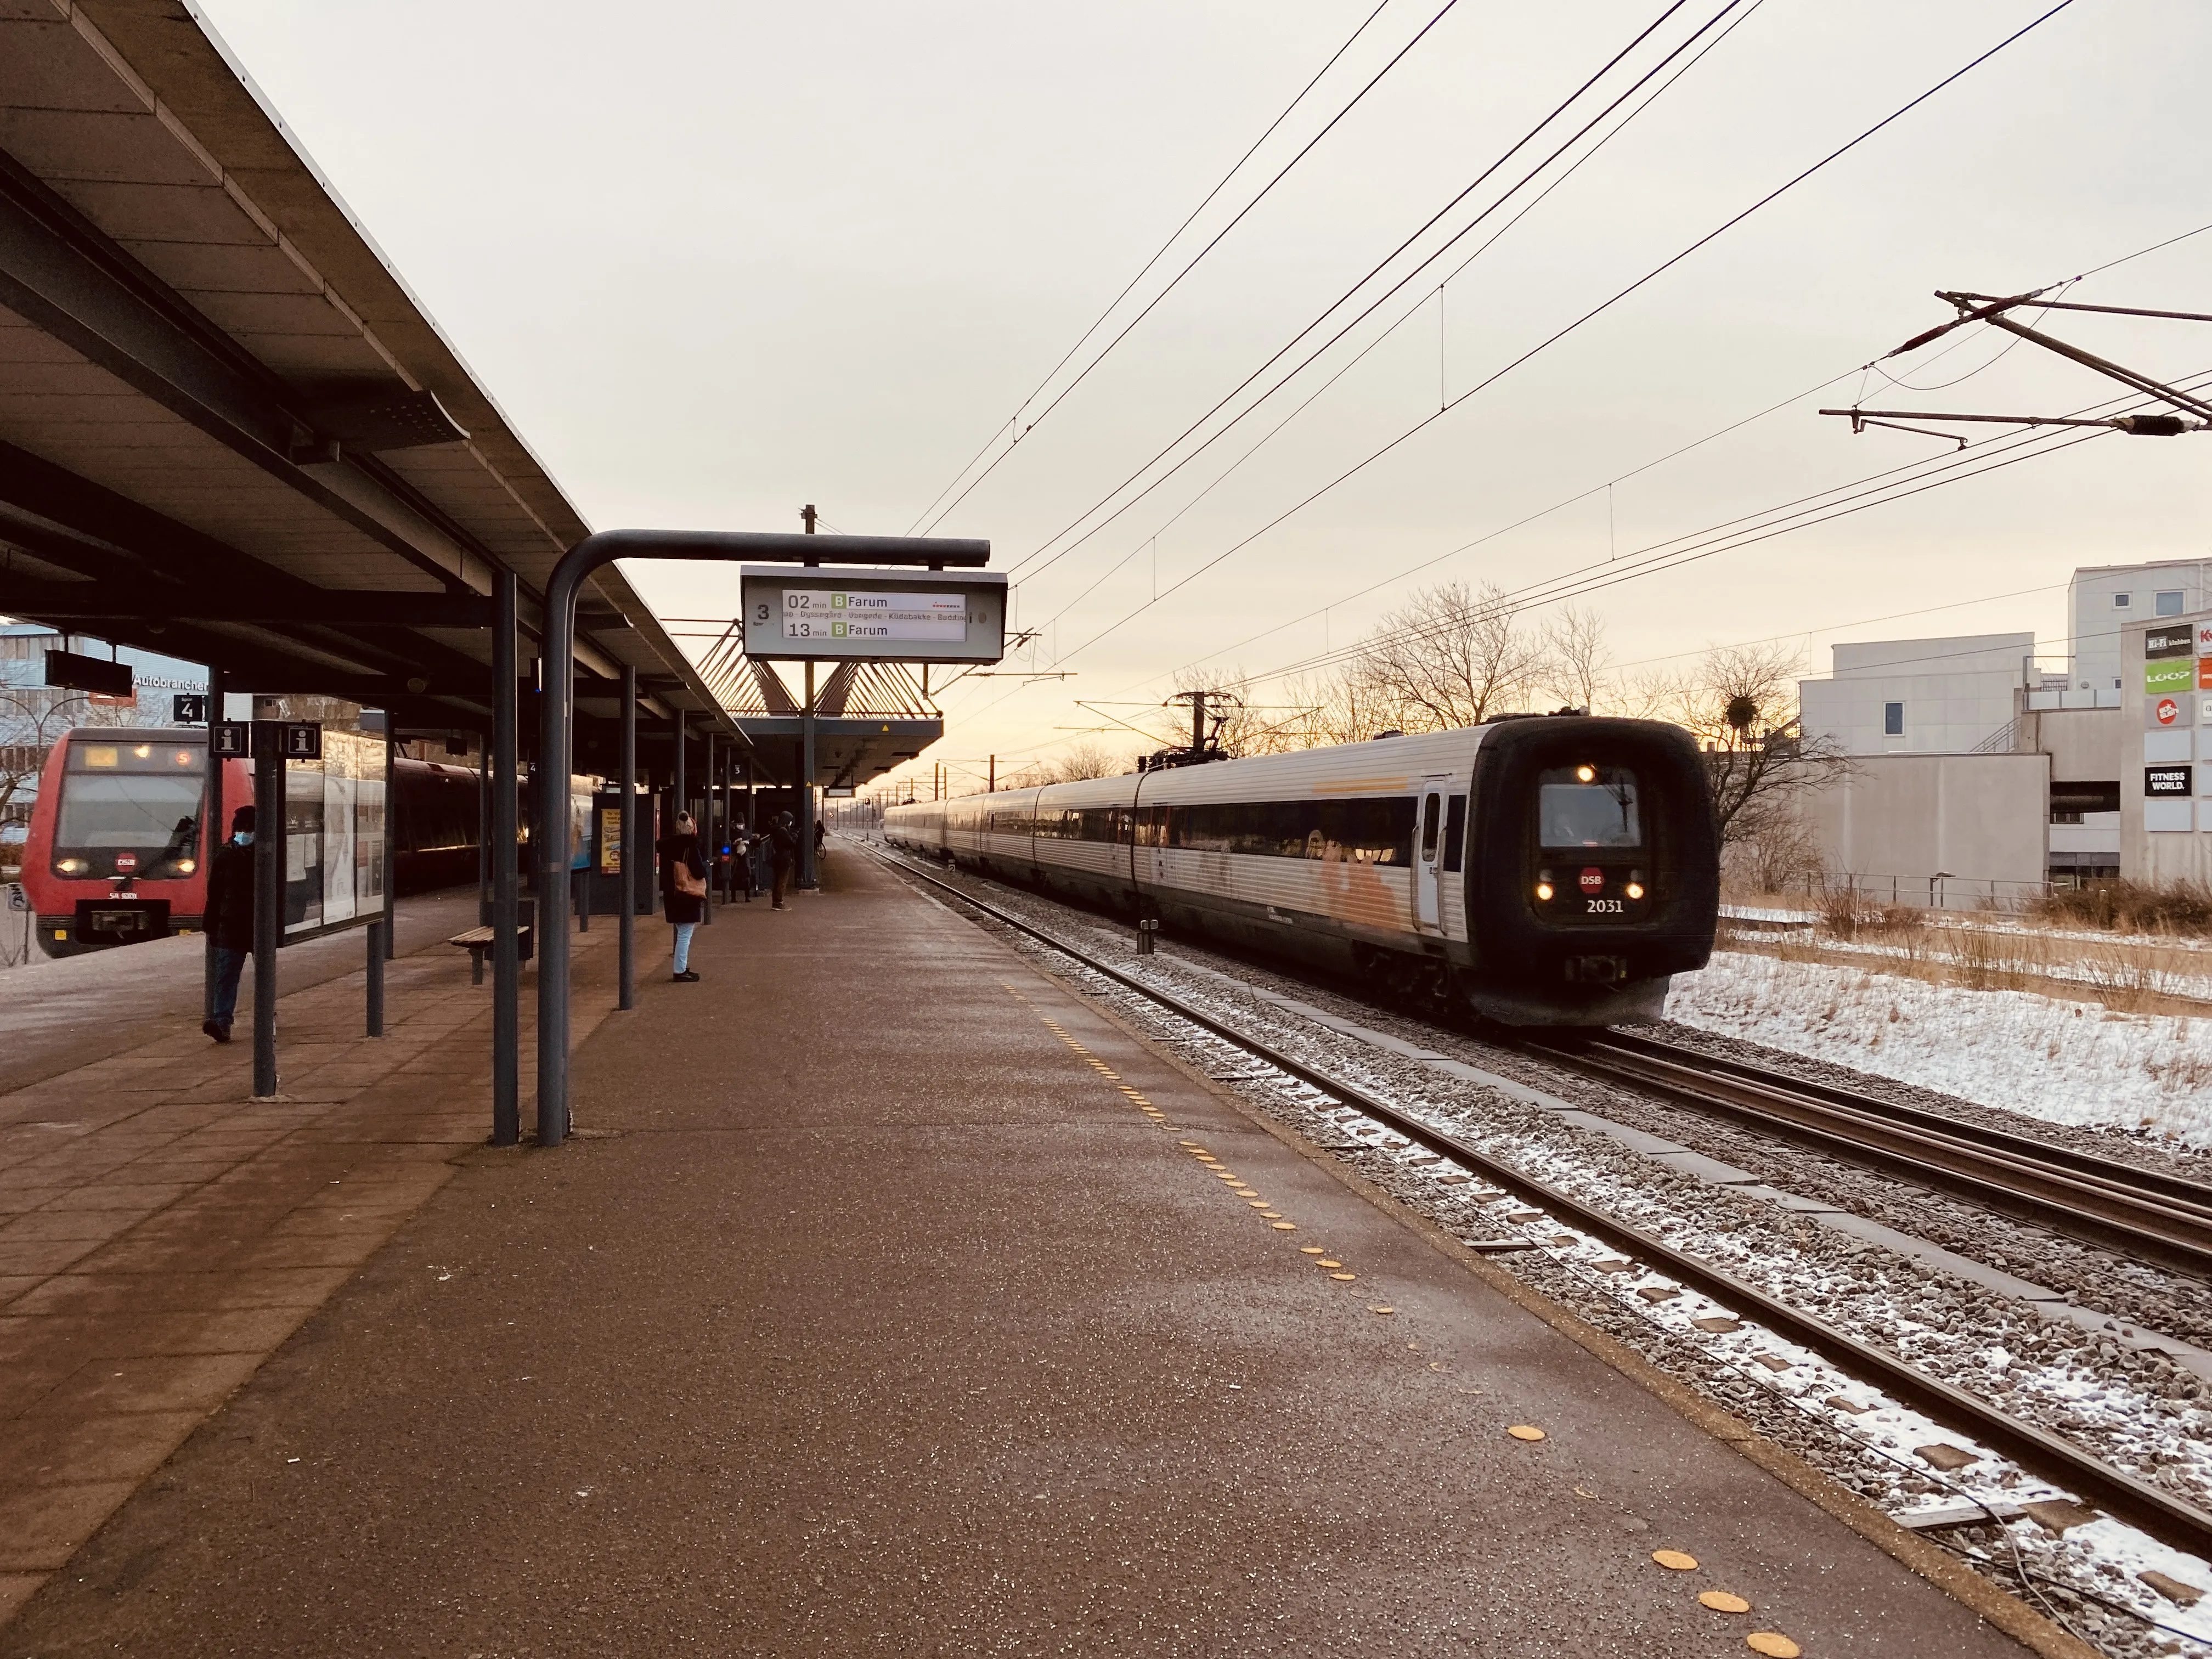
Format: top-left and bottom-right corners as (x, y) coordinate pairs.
(281, 727), (388, 938)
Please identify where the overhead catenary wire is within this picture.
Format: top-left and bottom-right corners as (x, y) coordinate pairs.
(909, 0), (1453, 538)
(1019, 0), (1773, 645)
(1005, 0), (1736, 586)
(1113, 218), (2212, 701)
(1240, 370), (2196, 691)
(924, 206), (2197, 774)
(1042, 0), (2082, 672)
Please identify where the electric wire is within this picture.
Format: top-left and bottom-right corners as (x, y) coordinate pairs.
(1244, 371), (2192, 687)
(902, 0), (1395, 537)
(910, 0), (1455, 537)
(1022, 0), (1771, 644)
(1005, 0), (1729, 584)
(1043, 0), (2081, 669)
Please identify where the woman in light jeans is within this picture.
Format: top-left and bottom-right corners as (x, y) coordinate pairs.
(656, 811), (708, 982)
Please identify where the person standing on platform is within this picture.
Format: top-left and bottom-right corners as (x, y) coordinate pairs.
(202, 804), (255, 1043)
(769, 810), (799, 910)
(813, 816), (827, 862)
(658, 810), (707, 982)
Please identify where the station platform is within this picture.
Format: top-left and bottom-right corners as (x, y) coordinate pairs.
(0, 852), (2056, 1655)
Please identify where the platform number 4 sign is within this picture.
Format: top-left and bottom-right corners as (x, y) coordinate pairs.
(171, 693), (207, 723)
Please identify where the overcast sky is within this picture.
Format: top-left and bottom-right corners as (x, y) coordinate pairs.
(196, 0), (2212, 787)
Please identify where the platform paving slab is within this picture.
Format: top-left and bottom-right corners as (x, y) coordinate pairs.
(0, 852), (2044, 1657)
(0, 890), (636, 1617)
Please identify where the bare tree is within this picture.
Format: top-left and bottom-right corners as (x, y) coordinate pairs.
(0, 689), (128, 826)
(1656, 641), (1841, 846)
(1355, 580), (1543, 732)
(1000, 737), (1133, 788)
(1539, 603), (1610, 712)
(1044, 738), (1127, 781)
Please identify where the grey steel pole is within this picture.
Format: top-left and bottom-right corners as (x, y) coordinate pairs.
(476, 740), (488, 912)
(702, 729), (714, 926)
(799, 661), (817, 890)
(365, 917), (385, 1036)
(490, 569), (520, 1147)
(534, 528), (988, 1147)
(383, 707), (396, 959)
(673, 709), (686, 832)
(618, 663), (636, 1010)
(251, 725), (281, 1099)
(202, 663), (223, 1021)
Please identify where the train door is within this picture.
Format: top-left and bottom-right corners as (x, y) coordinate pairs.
(1414, 781), (1446, 932)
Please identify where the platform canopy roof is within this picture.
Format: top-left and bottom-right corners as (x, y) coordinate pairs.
(0, 1), (738, 751)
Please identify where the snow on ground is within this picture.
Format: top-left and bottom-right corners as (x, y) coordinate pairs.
(1664, 951), (2212, 1149)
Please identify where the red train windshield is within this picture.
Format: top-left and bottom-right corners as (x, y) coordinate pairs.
(52, 738), (205, 881)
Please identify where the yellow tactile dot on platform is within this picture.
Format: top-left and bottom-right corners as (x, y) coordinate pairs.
(1299, 1246), (1325, 1255)
(1506, 1425), (1546, 1442)
(1651, 1549), (1698, 1571)
(1699, 1592), (1751, 1614)
(1247, 1200), (1271, 1209)
(1317, 1259), (1341, 1268)
(1369, 1305), (1395, 1316)
(1745, 1635), (1799, 1658)
(1330, 1272), (1357, 1282)
(1271, 1221), (1296, 1231)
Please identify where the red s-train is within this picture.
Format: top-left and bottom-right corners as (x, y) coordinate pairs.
(19, 726), (497, 958)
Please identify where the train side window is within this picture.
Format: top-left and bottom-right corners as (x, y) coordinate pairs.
(1442, 794), (1466, 872)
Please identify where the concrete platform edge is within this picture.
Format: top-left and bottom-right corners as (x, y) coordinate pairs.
(1039, 958), (2100, 1659)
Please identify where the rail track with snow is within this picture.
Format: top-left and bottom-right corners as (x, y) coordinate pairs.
(1526, 1029), (2212, 1280)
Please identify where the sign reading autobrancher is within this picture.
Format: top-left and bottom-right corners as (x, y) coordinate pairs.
(740, 566), (1006, 664)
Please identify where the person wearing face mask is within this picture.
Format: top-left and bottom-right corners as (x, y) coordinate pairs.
(202, 804), (257, 1043)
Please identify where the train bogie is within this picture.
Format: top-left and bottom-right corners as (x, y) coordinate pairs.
(885, 715), (1719, 1028)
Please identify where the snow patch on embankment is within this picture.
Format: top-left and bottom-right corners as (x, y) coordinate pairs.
(1663, 951), (2212, 1148)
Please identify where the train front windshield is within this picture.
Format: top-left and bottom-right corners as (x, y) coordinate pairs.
(1537, 767), (1640, 849)
(53, 740), (204, 880)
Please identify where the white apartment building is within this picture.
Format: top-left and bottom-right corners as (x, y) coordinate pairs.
(1785, 563), (2212, 894)
(2069, 558), (2212, 696)
(1797, 633), (2044, 757)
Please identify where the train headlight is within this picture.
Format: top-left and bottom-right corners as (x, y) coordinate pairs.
(57, 857), (84, 874)
(1534, 869), (1554, 902)
(132, 744), (152, 760)
(176, 858), (197, 874)
(1626, 882), (1644, 900)
(1575, 764), (1596, 783)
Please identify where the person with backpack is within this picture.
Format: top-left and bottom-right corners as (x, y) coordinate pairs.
(657, 810), (708, 981)
(769, 809), (799, 910)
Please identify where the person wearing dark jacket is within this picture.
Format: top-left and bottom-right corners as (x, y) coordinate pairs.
(657, 811), (708, 981)
(202, 804), (256, 1042)
(768, 810), (799, 910)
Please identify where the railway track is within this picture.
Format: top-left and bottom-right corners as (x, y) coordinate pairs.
(872, 844), (2212, 1564)
(1526, 1029), (2212, 1280)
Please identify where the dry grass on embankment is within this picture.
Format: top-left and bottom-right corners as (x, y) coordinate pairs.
(1719, 888), (2212, 1019)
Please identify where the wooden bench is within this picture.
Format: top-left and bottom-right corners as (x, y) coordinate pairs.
(449, 906), (535, 984)
(448, 926), (495, 984)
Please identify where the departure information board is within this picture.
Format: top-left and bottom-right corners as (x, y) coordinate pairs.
(740, 567), (1006, 663)
(780, 589), (968, 644)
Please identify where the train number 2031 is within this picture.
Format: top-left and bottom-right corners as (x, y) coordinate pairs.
(1584, 898), (1624, 914)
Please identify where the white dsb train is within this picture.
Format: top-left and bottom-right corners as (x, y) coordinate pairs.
(884, 714), (1719, 1026)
